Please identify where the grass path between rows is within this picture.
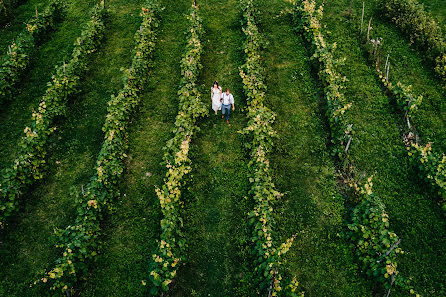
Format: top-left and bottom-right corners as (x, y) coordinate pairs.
(322, 1), (446, 295)
(80, 1), (190, 295)
(168, 0), (251, 296)
(0, 1), (145, 295)
(256, 1), (372, 296)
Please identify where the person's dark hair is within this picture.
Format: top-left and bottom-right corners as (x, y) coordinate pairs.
(213, 81), (219, 88)
(226, 88), (230, 92)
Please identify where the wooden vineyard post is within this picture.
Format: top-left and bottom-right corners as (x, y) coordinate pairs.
(35, 6), (38, 19)
(345, 136), (353, 153)
(267, 266), (278, 297)
(367, 16), (372, 42)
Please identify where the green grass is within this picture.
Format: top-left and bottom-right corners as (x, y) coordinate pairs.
(363, 0), (446, 151)
(168, 0), (251, 296)
(321, 1), (446, 295)
(0, 1), (145, 295)
(79, 1), (190, 295)
(256, 1), (372, 296)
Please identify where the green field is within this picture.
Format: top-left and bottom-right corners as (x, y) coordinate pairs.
(0, 0), (445, 296)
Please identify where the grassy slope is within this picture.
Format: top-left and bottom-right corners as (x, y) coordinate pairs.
(169, 1), (251, 296)
(0, 1), (144, 295)
(322, 1), (446, 295)
(364, 0), (446, 152)
(256, 1), (373, 296)
(80, 1), (190, 295)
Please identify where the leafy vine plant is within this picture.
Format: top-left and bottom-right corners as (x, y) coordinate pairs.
(239, 0), (302, 296)
(146, 1), (208, 295)
(294, 1), (421, 296)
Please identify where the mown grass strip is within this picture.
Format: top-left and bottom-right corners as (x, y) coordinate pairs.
(294, 1), (419, 296)
(146, 2), (208, 295)
(238, 1), (301, 296)
(38, 1), (161, 293)
(0, 1), (105, 228)
(0, 0), (64, 104)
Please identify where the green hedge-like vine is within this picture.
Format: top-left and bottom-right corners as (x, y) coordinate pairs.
(0, 2), (105, 228)
(239, 1), (301, 296)
(0, 0), (65, 103)
(39, 1), (161, 293)
(294, 0), (353, 158)
(146, 2), (208, 295)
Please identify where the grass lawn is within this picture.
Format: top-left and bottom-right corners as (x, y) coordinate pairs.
(321, 1), (446, 295)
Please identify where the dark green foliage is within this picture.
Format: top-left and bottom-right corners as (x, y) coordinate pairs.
(0, 0), (24, 25)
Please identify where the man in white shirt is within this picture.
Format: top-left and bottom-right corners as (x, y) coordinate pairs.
(220, 88), (235, 125)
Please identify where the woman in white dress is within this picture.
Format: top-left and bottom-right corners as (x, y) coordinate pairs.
(211, 81), (222, 115)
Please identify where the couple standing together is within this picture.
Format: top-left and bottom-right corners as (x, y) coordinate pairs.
(211, 81), (235, 125)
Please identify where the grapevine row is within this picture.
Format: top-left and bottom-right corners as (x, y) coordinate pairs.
(294, 1), (411, 295)
(294, 0), (352, 158)
(0, 0), (65, 104)
(377, 0), (446, 84)
(40, 1), (161, 293)
(0, 2), (105, 228)
(146, 2), (208, 295)
(359, 8), (446, 213)
(239, 1), (300, 296)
